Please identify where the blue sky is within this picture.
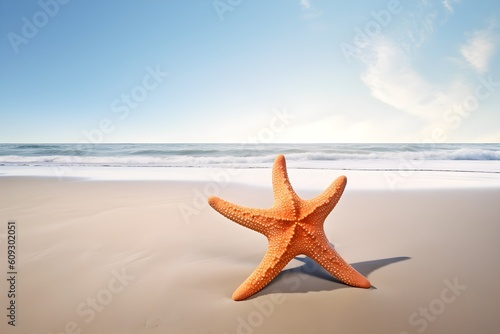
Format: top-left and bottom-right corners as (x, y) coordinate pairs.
(0, 0), (499, 143)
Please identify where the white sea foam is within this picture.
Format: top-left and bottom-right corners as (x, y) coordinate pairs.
(0, 144), (499, 172)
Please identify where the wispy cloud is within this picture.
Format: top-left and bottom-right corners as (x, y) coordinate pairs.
(300, 0), (311, 10)
(351, 3), (454, 121)
(406, 11), (436, 49)
(361, 38), (460, 121)
(442, 0), (458, 13)
(460, 25), (497, 74)
(353, 3), (491, 129)
(299, 0), (321, 20)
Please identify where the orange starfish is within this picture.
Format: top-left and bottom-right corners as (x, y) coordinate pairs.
(208, 154), (371, 301)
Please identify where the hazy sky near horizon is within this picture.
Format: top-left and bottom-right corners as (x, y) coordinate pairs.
(1, 0), (499, 143)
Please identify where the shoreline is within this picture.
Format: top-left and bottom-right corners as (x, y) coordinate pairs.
(1, 164), (500, 190)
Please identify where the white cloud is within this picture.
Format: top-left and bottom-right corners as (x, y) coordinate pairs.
(360, 38), (461, 121)
(356, 32), (500, 142)
(352, 4), (498, 140)
(300, 0), (311, 9)
(406, 11), (436, 49)
(299, 0), (321, 20)
(442, 0), (458, 13)
(460, 27), (497, 74)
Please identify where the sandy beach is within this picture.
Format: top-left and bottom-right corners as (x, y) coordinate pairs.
(0, 167), (499, 334)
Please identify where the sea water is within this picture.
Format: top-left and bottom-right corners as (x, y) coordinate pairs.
(1, 143), (499, 170)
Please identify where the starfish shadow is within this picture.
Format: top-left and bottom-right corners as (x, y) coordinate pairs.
(249, 254), (410, 299)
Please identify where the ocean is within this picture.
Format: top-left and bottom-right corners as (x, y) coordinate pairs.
(0, 143), (499, 172)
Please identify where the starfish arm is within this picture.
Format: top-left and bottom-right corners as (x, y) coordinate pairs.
(232, 232), (297, 301)
(299, 175), (347, 222)
(305, 242), (371, 289)
(271, 155), (300, 218)
(208, 196), (275, 235)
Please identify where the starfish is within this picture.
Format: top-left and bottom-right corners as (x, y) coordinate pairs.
(208, 154), (371, 301)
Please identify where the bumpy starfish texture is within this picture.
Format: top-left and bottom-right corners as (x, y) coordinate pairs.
(208, 154), (371, 301)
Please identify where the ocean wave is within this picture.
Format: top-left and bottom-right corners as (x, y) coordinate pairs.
(0, 144), (499, 168)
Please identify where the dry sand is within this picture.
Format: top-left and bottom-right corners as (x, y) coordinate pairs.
(0, 171), (499, 334)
